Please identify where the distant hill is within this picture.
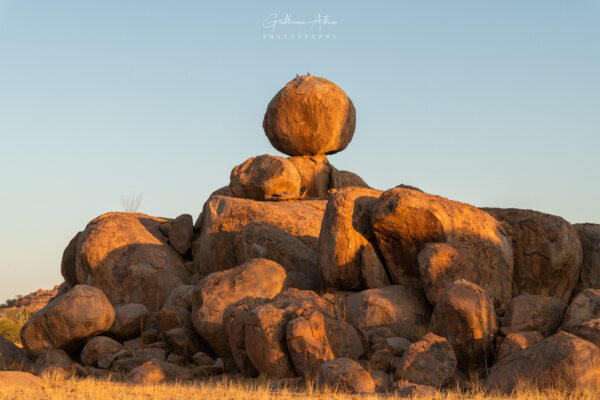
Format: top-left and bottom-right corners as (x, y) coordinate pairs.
(0, 285), (61, 345)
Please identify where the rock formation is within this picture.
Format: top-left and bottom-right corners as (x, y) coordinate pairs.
(8, 74), (598, 394)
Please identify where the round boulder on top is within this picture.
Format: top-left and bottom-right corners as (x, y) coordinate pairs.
(230, 155), (304, 201)
(263, 75), (356, 156)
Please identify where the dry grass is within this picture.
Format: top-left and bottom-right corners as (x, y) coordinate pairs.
(0, 374), (599, 400)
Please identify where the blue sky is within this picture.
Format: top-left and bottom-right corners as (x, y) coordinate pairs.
(0, 1), (599, 300)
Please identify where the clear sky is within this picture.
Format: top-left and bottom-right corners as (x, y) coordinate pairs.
(0, 1), (599, 301)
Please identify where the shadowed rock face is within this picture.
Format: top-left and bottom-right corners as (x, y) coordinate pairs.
(75, 212), (191, 312)
(230, 155), (304, 201)
(192, 194), (326, 276)
(485, 332), (600, 393)
(263, 75), (356, 156)
(288, 155), (332, 199)
(573, 223), (600, 293)
(0, 334), (30, 370)
(344, 285), (432, 342)
(482, 208), (582, 303)
(429, 280), (497, 373)
(372, 189), (513, 313)
(501, 294), (566, 337)
(21, 285), (115, 358)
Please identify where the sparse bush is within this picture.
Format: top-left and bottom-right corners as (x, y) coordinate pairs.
(120, 193), (143, 213)
(0, 308), (35, 345)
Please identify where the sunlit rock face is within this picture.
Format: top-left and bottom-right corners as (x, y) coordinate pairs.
(263, 75), (356, 157)
(74, 212), (191, 312)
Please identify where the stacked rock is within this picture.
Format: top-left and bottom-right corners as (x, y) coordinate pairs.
(229, 75), (368, 202)
(9, 75), (600, 395)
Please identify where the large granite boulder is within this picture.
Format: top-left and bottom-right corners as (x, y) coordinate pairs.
(485, 332), (600, 392)
(230, 155), (304, 201)
(429, 280), (497, 372)
(20, 285), (115, 357)
(192, 258), (287, 358)
(192, 195), (326, 276)
(344, 285), (431, 341)
(483, 208), (582, 303)
(108, 303), (150, 341)
(318, 187), (383, 290)
(234, 222), (321, 290)
(263, 75), (356, 156)
(372, 189), (513, 313)
(574, 223), (600, 293)
(74, 212), (190, 311)
(286, 310), (334, 377)
(501, 294), (566, 337)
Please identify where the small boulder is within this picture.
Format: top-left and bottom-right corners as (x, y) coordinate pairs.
(0, 334), (30, 370)
(192, 352), (215, 367)
(318, 187), (383, 290)
(483, 208), (582, 303)
(329, 168), (370, 189)
(429, 280), (497, 372)
(496, 331), (543, 361)
(108, 303), (150, 341)
(80, 336), (123, 367)
(393, 333), (457, 387)
(166, 214), (194, 255)
(230, 155), (303, 201)
(370, 370), (392, 393)
(288, 155), (332, 199)
(33, 348), (74, 376)
(286, 311), (334, 377)
(562, 288), (600, 329)
(317, 358), (375, 394)
(263, 75), (356, 156)
(61, 231), (81, 286)
(562, 319), (600, 347)
(574, 223), (600, 292)
(165, 327), (203, 359)
(163, 285), (196, 309)
(127, 361), (165, 384)
(192, 258), (287, 358)
(394, 380), (437, 398)
(501, 294), (566, 337)
(485, 331), (600, 392)
(344, 286), (431, 341)
(20, 285), (115, 357)
(158, 305), (191, 335)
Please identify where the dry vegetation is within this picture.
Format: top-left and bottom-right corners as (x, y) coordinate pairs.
(0, 373), (599, 400)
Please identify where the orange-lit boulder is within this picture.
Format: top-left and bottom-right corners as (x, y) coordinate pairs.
(230, 155), (303, 201)
(501, 294), (566, 337)
(318, 358), (375, 394)
(192, 195), (326, 276)
(288, 155), (332, 199)
(21, 285), (115, 358)
(75, 212), (190, 311)
(263, 75), (356, 156)
(318, 187), (383, 290)
(329, 167), (370, 190)
(191, 258), (287, 358)
(372, 188), (513, 313)
(496, 331), (543, 361)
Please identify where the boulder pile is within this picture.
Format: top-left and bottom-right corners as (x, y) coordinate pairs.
(4, 75), (599, 394)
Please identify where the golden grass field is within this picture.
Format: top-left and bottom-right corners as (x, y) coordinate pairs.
(0, 374), (599, 400)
